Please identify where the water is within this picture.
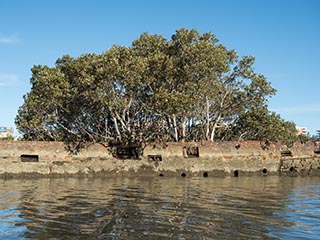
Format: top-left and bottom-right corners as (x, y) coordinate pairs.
(0, 176), (320, 240)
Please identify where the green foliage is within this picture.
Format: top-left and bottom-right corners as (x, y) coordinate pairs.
(222, 107), (298, 145)
(16, 28), (299, 148)
(0, 136), (15, 141)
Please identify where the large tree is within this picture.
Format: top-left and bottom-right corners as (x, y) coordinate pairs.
(16, 28), (297, 146)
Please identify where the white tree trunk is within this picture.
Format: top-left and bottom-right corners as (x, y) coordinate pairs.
(210, 113), (221, 141)
(181, 116), (186, 142)
(205, 97), (210, 140)
(113, 117), (121, 141)
(172, 114), (179, 142)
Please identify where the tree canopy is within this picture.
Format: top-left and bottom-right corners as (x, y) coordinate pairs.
(15, 28), (298, 147)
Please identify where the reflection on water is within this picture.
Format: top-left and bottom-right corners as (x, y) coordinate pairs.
(0, 176), (319, 239)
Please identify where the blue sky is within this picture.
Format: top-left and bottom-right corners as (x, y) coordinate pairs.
(0, 0), (319, 136)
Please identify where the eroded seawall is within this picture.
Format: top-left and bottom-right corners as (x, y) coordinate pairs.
(0, 140), (319, 177)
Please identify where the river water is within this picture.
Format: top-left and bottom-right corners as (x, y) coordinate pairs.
(0, 175), (320, 239)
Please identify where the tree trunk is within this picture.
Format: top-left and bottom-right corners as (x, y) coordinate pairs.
(205, 97), (210, 140)
(210, 113), (221, 141)
(181, 116), (186, 142)
(113, 117), (122, 141)
(172, 114), (179, 142)
(104, 118), (109, 142)
(210, 90), (229, 141)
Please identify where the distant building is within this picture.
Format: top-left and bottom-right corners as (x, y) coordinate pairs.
(0, 127), (13, 138)
(296, 127), (308, 136)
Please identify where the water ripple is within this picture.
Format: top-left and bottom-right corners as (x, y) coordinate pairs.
(0, 177), (319, 239)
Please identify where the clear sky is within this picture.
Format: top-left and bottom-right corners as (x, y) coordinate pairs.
(1, 0), (319, 136)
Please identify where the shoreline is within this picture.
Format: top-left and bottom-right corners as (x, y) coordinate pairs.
(0, 140), (319, 178)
